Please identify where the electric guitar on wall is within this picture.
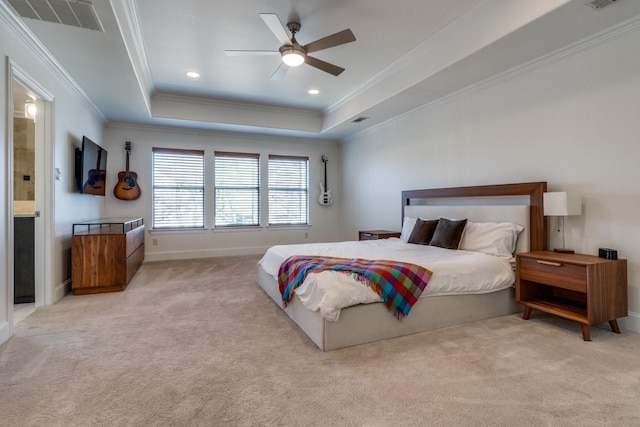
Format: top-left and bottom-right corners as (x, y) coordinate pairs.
(319, 155), (333, 206)
(113, 141), (141, 201)
(83, 147), (106, 196)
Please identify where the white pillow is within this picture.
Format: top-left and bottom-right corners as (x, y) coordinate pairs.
(459, 221), (524, 258)
(400, 217), (417, 242)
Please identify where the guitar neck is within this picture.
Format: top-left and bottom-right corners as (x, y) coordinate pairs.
(324, 161), (327, 189)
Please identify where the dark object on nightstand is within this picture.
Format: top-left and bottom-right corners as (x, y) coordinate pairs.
(599, 248), (618, 260)
(516, 251), (627, 341)
(359, 230), (401, 241)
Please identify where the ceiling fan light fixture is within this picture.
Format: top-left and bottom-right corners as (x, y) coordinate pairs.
(230, 13), (355, 78)
(280, 46), (306, 67)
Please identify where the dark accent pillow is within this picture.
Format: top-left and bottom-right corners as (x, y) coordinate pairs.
(429, 218), (468, 249)
(407, 219), (439, 245)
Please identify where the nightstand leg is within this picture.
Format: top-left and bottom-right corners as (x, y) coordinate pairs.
(581, 324), (591, 341)
(522, 306), (532, 320)
(609, 319), (621, 334)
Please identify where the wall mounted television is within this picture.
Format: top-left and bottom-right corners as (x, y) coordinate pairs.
(75, 136), (108, 196)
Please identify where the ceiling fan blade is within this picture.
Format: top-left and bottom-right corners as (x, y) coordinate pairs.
(260, 13), (292, 45)
(270, 62), (289, 80)
(225, 50), (279, 56)
(304, 29), (356, 53)
(305, 56), (345, 76)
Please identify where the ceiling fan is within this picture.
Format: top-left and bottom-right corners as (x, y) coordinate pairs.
(225, 13), (356, 80)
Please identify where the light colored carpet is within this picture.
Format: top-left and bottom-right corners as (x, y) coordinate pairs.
(1, 255), (639, 426)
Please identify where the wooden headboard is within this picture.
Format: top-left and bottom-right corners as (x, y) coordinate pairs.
(401, 182), (547, 251)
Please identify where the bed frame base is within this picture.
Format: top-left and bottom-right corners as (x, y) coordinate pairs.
(258, 267), (521, 351)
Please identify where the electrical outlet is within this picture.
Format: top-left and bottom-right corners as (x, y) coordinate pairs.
(152, 238), (158, 246)
(304, 232), (308, 239)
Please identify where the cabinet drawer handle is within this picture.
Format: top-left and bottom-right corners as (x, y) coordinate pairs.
(536, 260), (563, 267)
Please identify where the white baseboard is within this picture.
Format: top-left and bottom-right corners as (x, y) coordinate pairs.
(0, 321), (11, 346)
(54, 279), (71, 303)
(144, 246), (269, 262)
(620, 311), (640, 334)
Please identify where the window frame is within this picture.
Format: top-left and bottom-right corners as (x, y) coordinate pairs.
(213, 151), (261, 228)
(151, 147), (205, 230)
(268, 154), (310, 227)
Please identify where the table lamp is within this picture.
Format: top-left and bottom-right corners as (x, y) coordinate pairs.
(543, 192), (582, 253)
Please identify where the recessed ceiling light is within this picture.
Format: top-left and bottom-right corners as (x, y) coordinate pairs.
(308, 89), (320, 95)
(186, 71), (200, 78)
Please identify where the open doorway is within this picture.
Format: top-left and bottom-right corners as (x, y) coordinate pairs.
(12, 83), (37, 322)
(8, 62), (55, 329)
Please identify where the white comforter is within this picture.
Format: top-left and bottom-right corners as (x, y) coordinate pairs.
(258, 238), (515, 321)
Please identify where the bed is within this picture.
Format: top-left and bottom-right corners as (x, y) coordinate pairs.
(258, 182), (547, 351)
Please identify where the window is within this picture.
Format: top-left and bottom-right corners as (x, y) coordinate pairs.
(214, 152), (260, 227)
(152, 148), (204, 229)
(268, 155), (309, 225)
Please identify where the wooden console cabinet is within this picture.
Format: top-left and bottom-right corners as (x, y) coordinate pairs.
(516, 251), (627, 341)
(72, 217), (144, 295)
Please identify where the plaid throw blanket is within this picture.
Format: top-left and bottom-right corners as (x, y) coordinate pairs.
(278, 256), (433, 320)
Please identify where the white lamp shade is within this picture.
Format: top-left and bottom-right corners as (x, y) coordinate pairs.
(543, 192), (582, 216)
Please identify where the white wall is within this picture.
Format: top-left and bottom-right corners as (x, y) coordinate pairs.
(1, 7), (105, 344)
(341, 27), (640, 331)
(103, 124), (344, 261)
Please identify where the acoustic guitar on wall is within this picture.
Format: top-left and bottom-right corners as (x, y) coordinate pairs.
(83, 147), (106, 196)
(113, 141), (141, 201)
(319, 155), (333, 206)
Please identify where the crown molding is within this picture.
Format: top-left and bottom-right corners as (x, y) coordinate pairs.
(106, 121), (337, 144)
(421, 13), (640, 115)
(323, 0), (575, 132)
(153, 93), (321, 117)
(343, 11), (640, 143)
(0, 0), (106, 121)
(110, 0), (154, 115)
(325, 0), (495, 116)
(466, 12), (640, 102)
(151, 93), (323, 134)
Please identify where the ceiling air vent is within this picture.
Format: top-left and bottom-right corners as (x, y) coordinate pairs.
(585, 0), (616, 10)
(7, 0), (104, 32)
(351, 116), (369, 123)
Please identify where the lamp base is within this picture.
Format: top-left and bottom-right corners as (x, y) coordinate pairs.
(554, 248), (575, 254)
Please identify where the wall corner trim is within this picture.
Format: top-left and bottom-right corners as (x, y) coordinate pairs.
(0, 1), (106, 121)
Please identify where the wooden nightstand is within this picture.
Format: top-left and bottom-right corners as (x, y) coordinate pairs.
(359, 230), (401, 241)
(516, 251), (627, 341)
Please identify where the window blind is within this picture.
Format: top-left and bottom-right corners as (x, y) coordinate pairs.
(214, 152), (260, 227)
(152, 148), (205, 229)
(268, 155), (309, 225)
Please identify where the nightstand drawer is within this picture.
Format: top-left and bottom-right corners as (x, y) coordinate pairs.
(519, 257), (586, 293)
(359, 230), (401, 240)
(359, 232), (377, 240)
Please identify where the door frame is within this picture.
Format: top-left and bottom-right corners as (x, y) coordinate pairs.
(6, 59), (55, 332)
